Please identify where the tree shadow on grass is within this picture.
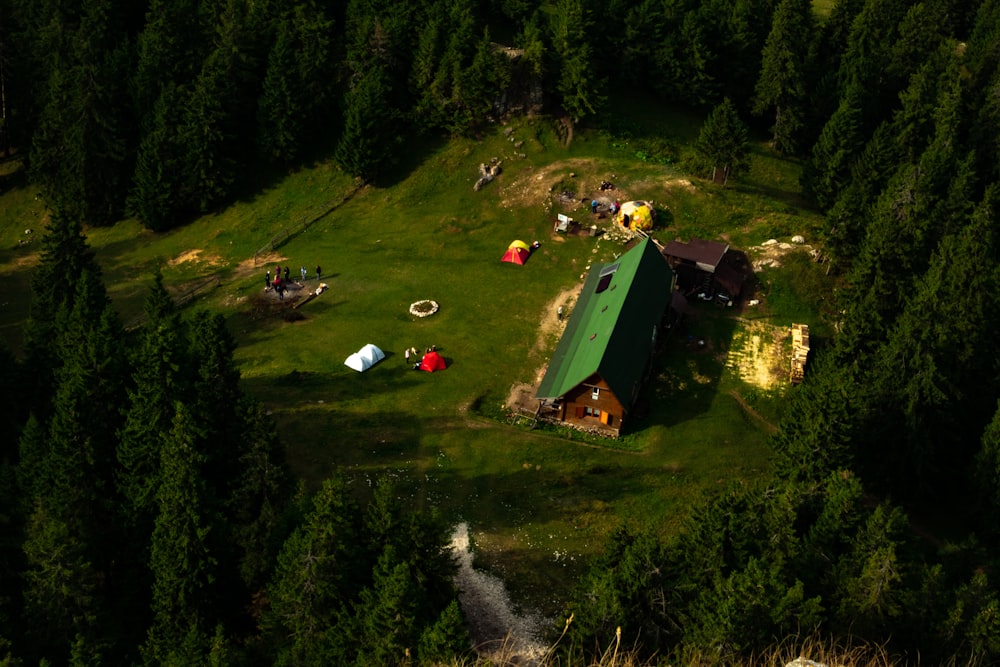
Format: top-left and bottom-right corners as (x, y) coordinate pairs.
(375, 131), (451, 189)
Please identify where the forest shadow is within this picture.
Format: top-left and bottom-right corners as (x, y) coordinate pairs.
(376, 131), (452, 188)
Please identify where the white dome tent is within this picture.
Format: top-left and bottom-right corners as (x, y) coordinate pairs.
(344, 343), (386, 372)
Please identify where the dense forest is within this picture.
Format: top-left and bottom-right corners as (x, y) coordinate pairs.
(2, 0), (1000, 664)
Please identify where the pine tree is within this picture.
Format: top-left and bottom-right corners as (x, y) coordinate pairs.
(752, 0), (814, 153)
(937, 571), (1000, 660)
(975, 401), (1000, 530)
(21, 502), (100, 663)
(355, 546), (420, 666)
(801, 82), (864, 210)
(117, 273), (189, 535)
(416, 599), (471, 665)
(684, 557), (822, 657)
(128, 85), (189, 230)
(257, 3), (336, 163)
(27, 0), (133, 226)
(834, 0), (911, 134)
(263, 475), (363, 664)
(229, 402), (293, 589)
(335, 62), (396, 182)
(133, 0), (209, 126)
(562, 526), (676, 662)
(831, 504), (910, 638)
(21, 214), (105, 416)
(142, 403), (218, 666)
(823, 122), (899, 264)
(549, 0), (605, 123)
(770, 356), (859, 483)
(695, 97), (750, 185)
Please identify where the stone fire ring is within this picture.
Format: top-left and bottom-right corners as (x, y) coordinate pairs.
(409, 300), (440, 318)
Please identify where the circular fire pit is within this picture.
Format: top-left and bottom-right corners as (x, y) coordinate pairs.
(409, 300), (440, 318)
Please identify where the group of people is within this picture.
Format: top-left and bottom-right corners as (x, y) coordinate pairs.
(264, 264), (322, 301)
(405, 345), (437, 370)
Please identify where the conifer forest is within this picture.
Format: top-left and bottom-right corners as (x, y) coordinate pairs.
(1, 0), (1000, 664)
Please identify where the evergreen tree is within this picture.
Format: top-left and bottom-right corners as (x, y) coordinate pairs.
(937, 571), (1000, 661)
(823, 122), (899, 264)
(21, 214), (105, 417)
(133, 0), (209, 125)
(355, 546), (420, 666)
(801, 82), (865, 210)
(694, 97), (750, 185)
(831, 504), (910, 638)
(549, 0), (605, 123)
(561, 526), (676, 663)
(27, 0), (133, 226)
(684, 557), (822, 658)
(975, 400), (1000, 532)
(128, 85), (189, 231)
(117, 273), (189, 536)
(770, 356), (859, 482)
(752, 0), (814, 153)
(263, 475), (363, 664)
(834, 0), (911, 134)
(20, 502), (100, 663)
(416, 599), (471, 665)
(178, 1), (253, 216)
(229, 402), (293, 590)
(257, 2), (336, 163)
(335, 62), (396, 182)
(142, 403), (218, 666)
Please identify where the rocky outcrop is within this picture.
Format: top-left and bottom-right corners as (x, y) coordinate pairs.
(474, 158), (503, 191)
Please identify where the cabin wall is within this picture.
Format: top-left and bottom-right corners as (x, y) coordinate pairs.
(559, 376), (625, 434)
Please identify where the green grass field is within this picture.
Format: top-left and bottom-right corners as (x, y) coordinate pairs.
(0, 103), (830, 615)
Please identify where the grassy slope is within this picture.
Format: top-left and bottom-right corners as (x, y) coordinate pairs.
(0, 103), (830, 616)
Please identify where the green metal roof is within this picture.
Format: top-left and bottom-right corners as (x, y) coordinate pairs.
(536, 237), (674, 402)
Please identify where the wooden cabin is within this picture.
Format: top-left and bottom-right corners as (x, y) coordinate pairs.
(536, 238), (675, 436)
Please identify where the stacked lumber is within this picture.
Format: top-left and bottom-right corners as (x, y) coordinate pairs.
(791, 323), (810, 384)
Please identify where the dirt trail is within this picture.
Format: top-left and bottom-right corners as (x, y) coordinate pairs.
(505, 284), (581, 411)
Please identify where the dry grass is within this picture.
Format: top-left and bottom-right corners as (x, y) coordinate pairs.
(419, 629), (977, 667)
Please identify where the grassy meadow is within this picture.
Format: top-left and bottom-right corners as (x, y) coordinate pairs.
(0, 102), (831, 616)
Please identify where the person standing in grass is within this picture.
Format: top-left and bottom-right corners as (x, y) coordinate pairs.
(405, 348), (410, 365)
(265, 270), (271, 290)
(316, 265), (321, 281)
(300, 266), (307, 281)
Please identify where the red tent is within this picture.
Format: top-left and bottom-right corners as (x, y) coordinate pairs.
(419, 351), (447, 372)
(501, 246), (530, 265)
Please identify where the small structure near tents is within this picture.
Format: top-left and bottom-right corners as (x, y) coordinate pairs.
(501, 240), (531, 265)
(344, 343), (386, 372)
(615, 200), (655, 232)
(419, 350), (447, 372)
(535, 237), (674, 436)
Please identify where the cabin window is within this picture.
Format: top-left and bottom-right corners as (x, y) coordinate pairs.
(595, 263), (619, 293)
(584, 406), (601, 418)
(591, 387), (600, 400)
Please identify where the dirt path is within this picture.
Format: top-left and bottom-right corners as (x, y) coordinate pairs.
(727, 390), (779, 435)
(505, 284), (581, 411)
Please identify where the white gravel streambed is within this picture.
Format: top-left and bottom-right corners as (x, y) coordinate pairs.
(449, 522), (549, 664)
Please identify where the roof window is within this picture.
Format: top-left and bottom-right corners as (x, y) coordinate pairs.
(596, 263), (619, 293)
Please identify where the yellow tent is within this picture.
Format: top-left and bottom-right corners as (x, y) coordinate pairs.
(508, 240), (530, 251)
(615, 201), (655, 231)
